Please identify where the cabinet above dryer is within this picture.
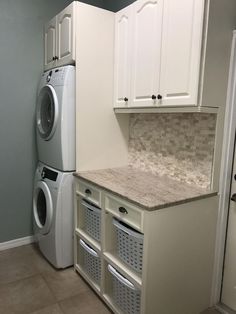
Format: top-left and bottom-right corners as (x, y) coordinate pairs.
(44, 2), (76, 71)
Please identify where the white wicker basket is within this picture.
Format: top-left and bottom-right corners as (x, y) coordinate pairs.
(82, 199), (101, 241)
(108, 264), (141, 314)
(113, 218), (144, 273)
(79, 239), (101, 284)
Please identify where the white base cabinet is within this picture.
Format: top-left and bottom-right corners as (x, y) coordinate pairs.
(74, 177), (218, 314)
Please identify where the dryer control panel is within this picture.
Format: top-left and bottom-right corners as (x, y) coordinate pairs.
(41, 167), (58, 181)
(40, 65), (74, 88)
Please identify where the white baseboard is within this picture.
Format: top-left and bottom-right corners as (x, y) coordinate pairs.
(0, 235), (35, 251)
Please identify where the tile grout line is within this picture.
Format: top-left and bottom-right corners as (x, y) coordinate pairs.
(27, 302), (60, 314)
(58, 302), (66, 314)
(40, 270), (91, 306)
(0, 273), (41, 289)
(39, 272), (58, 304)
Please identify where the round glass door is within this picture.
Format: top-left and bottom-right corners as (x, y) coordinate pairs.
(36, 190), (47, 227)
(36, 85), (58, 140)
(33, 181), (53, 235)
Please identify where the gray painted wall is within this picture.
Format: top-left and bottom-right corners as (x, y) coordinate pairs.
(0, 0), (131, 243)
(104, 0), (135, 12)
(0, 0), (106, 243)
(57, 0), (136, 12)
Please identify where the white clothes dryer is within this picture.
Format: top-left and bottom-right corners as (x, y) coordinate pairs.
(33, 162), (74, 268)
(36, 65), (75, 171)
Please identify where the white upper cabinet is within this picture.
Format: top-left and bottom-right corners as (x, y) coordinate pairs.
(130, 0), (163, 107)
(114, 4), (133, 108)
(44, 2), (76, 70)
(57, 3), (75, 68)
(114, 0), (205, 108)
(44, 17), (57, 70)
(159, 0), (204, 106)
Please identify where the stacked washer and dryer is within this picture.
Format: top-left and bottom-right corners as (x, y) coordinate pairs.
(33, 65), (75, 268)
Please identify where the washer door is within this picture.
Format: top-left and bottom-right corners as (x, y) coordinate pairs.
(33, 181), (53, 235)
(36, 85), (59, 141)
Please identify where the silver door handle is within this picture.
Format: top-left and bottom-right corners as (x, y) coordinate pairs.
(231, 193), (236, 202)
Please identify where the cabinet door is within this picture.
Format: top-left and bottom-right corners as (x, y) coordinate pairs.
(159, 0), (204, 106)
(56, 2), (76, 67)
(44, 17), (57, 71)
(130, 0), (163, 107)
(114, 5), (133, 108)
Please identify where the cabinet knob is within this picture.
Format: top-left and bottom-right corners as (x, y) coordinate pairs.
(52, 57), (55, 61)
(54, 56), (59, 60)
(157, 94), (162, 100)
(85, 189), (91, 195)
(119, 206), (128, 214)
(151, 95), (157, 100)
(124, 97), (128, 102)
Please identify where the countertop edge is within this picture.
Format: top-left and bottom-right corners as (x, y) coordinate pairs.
(73, 173), (218, 211)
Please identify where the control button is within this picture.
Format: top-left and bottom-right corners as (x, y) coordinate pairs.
(231, 193), (236, 202)
(46, 71), (52, 83)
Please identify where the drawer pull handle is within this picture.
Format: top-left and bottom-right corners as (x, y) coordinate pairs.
(119, 206), (128, 214)
(81, 200), (101, 213)
(85, 189), (91, 195)
(79, 239), (99, 258)
(113, 218), (143, 239)
(108, 264), (137, 291)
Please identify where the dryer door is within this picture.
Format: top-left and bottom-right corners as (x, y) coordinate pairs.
(36, 85), (59, 140)
(33, 181), (53, 235)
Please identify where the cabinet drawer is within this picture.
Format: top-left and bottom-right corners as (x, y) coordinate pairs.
(76, 180), (101, 206)
(105, 194), (143, 232)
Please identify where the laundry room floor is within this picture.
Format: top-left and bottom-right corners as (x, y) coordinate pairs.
(0, 244), (221, 314)
(0, 244), (111, 314)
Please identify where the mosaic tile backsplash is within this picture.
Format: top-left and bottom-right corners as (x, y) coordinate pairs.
(128, 113), (217, 189)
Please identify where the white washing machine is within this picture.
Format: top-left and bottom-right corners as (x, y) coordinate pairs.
(33, 162), (74, 268)
(36, 65), (75, 171)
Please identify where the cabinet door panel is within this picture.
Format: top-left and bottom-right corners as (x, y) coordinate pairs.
(160, 0), (204, 106)
(114, 5), (133, 108)
(57, 2), (75, 67)
(44, 17), (57, 70)
(130, 0), (163, 107)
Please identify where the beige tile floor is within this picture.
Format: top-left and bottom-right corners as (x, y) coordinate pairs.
(201, 309), (221, 314)
(0, 244), (222, 314)
(0, 244), (111, 314)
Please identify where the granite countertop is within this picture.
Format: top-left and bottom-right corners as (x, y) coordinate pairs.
(74, 167), (217, 211)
